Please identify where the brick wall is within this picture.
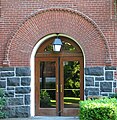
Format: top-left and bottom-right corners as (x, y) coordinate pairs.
(0, 0), (117, 67)
(0, 0), (117, 118)
(6, 9), (108, 66)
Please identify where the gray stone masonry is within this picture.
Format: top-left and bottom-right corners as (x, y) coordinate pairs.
(85, 66), (117, 97)
(85, 77), (94, 86)
(0, 66), (117, 118)
(16, 67), (31, 76)
(85, 67), (104, 76)
(0, 67), (31, 118)
(7, 78), (20, 86)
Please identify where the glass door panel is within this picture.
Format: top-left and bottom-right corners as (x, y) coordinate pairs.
(40, 61), (56, 108)
(64, 61), (80, 108)
(35, 57), (83, 116)
(60, 58), (82, 116)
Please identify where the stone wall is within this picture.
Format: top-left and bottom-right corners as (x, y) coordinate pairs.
(85, 67), (117, 97)
(0, 67), (31, 118)
(0, 66), (117, 118)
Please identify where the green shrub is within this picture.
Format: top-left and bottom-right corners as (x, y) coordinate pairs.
(0, 89), (7, 118)
(40, 90), (51, 108)
(80, 98), (117, 120)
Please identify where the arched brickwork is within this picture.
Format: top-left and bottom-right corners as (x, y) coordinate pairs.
(3, 8), (111, 66)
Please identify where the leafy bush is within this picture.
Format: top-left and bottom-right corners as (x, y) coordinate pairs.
(80, 98), (117, 120)
(0, 89), (7, 118)
(40, 90), (51, 108)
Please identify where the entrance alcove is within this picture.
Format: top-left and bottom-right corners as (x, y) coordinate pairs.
(32, 34), (84, 116)
(3, 8), (110, 117)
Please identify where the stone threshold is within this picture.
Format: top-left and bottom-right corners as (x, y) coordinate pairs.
(33, 116), (79, 119)
(1, 116), (79, 120)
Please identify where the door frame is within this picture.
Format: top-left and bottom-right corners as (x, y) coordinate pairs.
(30, 33), (85, 116)
(60, 56), (84, 116)
(35, 57), (59, 116)
(35, 55), (84, 116)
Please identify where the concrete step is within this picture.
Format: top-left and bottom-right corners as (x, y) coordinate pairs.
(33, 116), (79, 120)
(1, 116), (79, 120)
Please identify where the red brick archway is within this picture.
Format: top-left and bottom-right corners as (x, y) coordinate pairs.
(3, 8), (111, 66)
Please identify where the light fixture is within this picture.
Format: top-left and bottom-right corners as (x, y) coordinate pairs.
(52, 37), (62, 52)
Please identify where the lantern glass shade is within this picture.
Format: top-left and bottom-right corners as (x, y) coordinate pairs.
(52, 38), (62, 52)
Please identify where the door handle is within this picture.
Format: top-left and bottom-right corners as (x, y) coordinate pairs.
(61, 84), (62, 92)
(56, 84), (58, 92)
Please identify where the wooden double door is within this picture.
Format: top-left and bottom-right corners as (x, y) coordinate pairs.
(35, 56), (84, 116)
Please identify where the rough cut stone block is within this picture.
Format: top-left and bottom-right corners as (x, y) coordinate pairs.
(5, 91), (14, 97)
(0, 78), (6, 80)
(109, 93), (115, 97)
(85, 77), (94, 86)
(15, 95), (23, 97)
(7, 106), (30, 118)
(8, 98), (23, 106)
(15, 87), (31, 94)
(95, 82), (99, 87)
(0, 81), (6, 88)
(1, 72), (14, 77)
(25, 95), (30, 105)
(0, 67), (14, 71)
(113, 82), (116, 88)
(21, 77), (31, 86)
(101, 93), (108, 96)
(7, 78), (20, 86)
(105, 66), (116, 70)
(16, 67), (31, 76)
(100, 82), (112, 92)
(105, 71), (113, 80)
(7, 87), (14, 90)
(15, 106), (30, 117)
(7, 107), (16, 118)
(85, 67), (104, 76)
(95, 77), (104, 81)
(86, 88), (99, 96)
